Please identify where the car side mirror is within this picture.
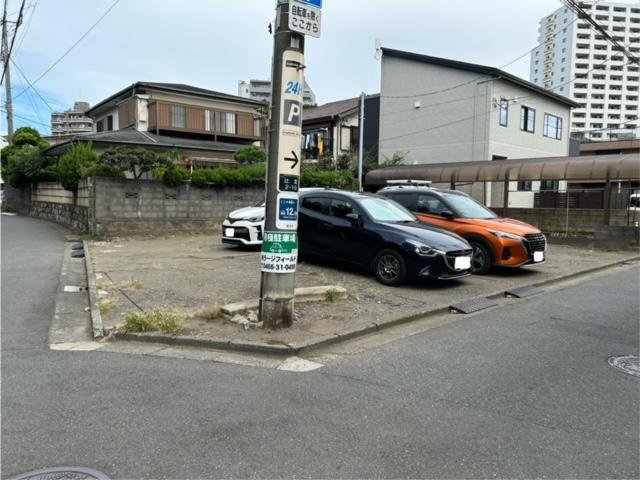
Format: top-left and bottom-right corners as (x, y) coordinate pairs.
(441, 210), (455, 219)
(345, 212), (361, 227)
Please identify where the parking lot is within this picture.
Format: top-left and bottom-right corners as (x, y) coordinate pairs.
(88, 233), (637, 346)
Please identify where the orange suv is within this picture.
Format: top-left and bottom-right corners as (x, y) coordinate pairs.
(378, 183), (546, 274)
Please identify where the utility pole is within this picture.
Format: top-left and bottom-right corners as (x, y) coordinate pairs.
(1, 0), (14, 139)
(357, 91), (365, 192)
(259, 0), (321, 328)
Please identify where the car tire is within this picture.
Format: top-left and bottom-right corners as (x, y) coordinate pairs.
(469, 241), (492, 275)
(373, 249), (406, 286)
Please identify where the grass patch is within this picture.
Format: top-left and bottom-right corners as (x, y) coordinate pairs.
(121, 278), (143, 290)
(192, 305), (222, 321)
(121, 309), (184, 334)
(325, 289), (342, 302)
(99, 299), (117, 315)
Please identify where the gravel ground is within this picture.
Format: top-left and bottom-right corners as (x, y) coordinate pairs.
(90, 233), (638, 345)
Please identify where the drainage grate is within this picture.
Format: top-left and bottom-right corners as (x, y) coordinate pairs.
(608, 356), (640, 377)
(71, 250), (85, 258)
(449, 297), (497, 314)
(12, 466), (110, 480)
(71, 243), (84, 251)
(505, 285), (543, 298)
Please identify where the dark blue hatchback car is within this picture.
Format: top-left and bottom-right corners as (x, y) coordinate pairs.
(298, 190), (473, 286)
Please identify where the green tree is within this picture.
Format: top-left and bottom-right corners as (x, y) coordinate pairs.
(100, 146), (169, 179)
(233, 145), (267, 165)
(57, 143), (99, 192)
(382, 151), (407, 166)
(1, 127), (50, 168)
(5, 145), (48, 188)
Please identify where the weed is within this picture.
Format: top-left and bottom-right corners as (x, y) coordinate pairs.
(193, 305), (222, 321)
(99, 299), (117, 315)
(121, 308), (184, 334)
(122, 278), (143, 290)
(325, 289), (341, 302)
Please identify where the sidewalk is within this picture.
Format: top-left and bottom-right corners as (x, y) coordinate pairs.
(88, 234), (639, 352)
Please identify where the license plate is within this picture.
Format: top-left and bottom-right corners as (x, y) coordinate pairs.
(533, 251), (544, 262)
(454, 256), (471, 270)
(225, 228), (234, 237)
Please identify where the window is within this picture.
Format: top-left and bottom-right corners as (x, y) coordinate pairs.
(171, 105), (186, 128)
(520, 106), (536, 133)
(540, 180), (559, 191)
(543, 113), (563, 140)
(106, 115), (113, 131)
(205, 110), (214, 131)
(517, 181), (533, 191)
(329, 199), (357, 219)
(499, 99), (509, 126)
(416, 194), (448, 215)
(217, 111), (237, 134)
(96, 119), (104, 132)
(301, 197), (328, 213)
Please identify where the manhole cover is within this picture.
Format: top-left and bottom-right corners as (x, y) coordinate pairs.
(608, 356), (640, 377)
(12, 466), (109, 480)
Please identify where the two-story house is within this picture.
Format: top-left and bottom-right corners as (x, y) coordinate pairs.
(379, 48), (579, 207)
(45, 82), (266, 168)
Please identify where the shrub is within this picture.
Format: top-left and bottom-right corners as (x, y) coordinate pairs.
(5, 144), (53, 188)
(121, 309), (184, 334)
(300, 165), (356, 189)
(57, 143), (99, 192)
(191, 164), (266, 188)
(336, 152), (354, 171)
(162, 167), (190, 188)
(100, 146), (170, 179)
(234, 145), (267, 165)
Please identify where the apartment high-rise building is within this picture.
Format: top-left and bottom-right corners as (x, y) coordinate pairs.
(238, 78), (316, 106)
(50, 101), (94, 136)
(530, 1), (640, 140)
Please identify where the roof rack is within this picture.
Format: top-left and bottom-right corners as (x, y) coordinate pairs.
(383, 179), (433, 189)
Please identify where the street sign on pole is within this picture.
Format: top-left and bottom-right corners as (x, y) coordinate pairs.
(294, 0), (322, 8)
(289, 1), (321, 38)
(259, 1), (307, 328)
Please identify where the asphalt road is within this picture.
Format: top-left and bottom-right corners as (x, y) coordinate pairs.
(2, 215), (639, 479)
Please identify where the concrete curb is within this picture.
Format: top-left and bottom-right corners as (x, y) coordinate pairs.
(106, 254), (640, 356)
(83, 240), (104, 338)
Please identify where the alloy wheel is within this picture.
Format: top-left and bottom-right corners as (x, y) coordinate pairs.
(378, 254), (401, 281)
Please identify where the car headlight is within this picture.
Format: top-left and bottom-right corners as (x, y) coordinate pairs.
(487, 229), (523, 241)
(406, 240), (445, 256)
(247, 216), (264, 223)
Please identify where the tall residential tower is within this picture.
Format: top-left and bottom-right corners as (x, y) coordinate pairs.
(530, 1), (640, 140)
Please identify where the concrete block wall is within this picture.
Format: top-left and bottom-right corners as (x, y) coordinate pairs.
(92, 177), (264, 236)
(494, 207), (631, 235)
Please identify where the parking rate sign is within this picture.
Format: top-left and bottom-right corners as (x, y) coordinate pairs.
(261, 231), (298, 273)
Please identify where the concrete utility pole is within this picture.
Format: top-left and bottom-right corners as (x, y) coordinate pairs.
(357, 91), (365, 191)
(1, 0), (14, 139)
(259, 0), (306, 328)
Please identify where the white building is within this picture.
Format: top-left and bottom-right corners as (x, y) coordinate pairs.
(530, 1), (640, 140)
(379, 48), (578, 207)
(50, 101), (94, 136)
(238, 78), (316, 106)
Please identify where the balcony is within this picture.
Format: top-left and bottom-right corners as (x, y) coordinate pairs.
(148, 101), (262, 141)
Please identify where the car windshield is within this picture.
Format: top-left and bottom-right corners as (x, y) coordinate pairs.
(255, 201), (266, 207)
(359, 197), (416, 222)
(442, 193), (498, 219)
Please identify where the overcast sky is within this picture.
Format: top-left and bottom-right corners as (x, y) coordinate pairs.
(1, 0), (581, 135)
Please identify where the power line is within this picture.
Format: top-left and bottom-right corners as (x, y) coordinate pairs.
(562, 0), (639, 66)
(13, 0), (121, 101)
(0, 0), (25, 84)
(14, 0), (38, 53)
(0, 106), (49, 128)
(10, 58), (53, 111)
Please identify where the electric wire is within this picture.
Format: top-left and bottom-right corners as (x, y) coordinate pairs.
(12, 0), (121, 101)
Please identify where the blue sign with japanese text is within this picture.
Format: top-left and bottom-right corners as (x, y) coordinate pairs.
(278, 197), (298, 221)
(295, 0), (322, 8)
